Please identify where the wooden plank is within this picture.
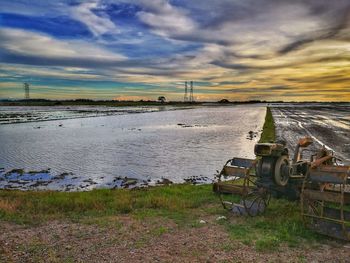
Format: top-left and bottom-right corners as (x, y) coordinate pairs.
(303, 189), (342, 203)
(230, 158), (255, 169)
(223, 166), (248, 178)
(310, 165), (349, 183)
(310, 170), (348, 184)
(213, 182), (250, 195)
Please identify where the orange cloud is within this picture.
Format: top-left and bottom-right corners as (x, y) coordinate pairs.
(113, 95), (153, 101)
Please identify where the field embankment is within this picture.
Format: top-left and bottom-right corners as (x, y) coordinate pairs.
(0, 107), (348, 262)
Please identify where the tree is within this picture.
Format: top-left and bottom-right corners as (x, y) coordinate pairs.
(158, 96), (166, 103)
(218, 99), (230, 103)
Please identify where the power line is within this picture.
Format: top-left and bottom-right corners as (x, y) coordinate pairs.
(184, 81), (188, 102)
(189, 81), (194, 102)
(24, 82), (30, 99)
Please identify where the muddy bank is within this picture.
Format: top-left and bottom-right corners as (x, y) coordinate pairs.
(0, 168), (215, 191)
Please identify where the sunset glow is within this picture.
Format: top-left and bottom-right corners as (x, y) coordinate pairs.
(1, 0), (350, 101)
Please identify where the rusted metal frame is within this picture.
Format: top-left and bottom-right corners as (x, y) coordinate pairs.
(309, 173), (347, 184)
(311, 155), (333, 169)
(217, 159), (232, 182)
(340, 176), (346, 236)
(302, 165), (350, 240)
(302, 189), (343, 203)
(301, 213), (350, 226)
(300, 170), (309, 226)
(320, 183), (326, 218)
(213, 182), (253, 195)
(322, 206), (350, 221)
(304, 199), (323, 217)
(216, 158), (255, 211)
(314, 165), (350, 174)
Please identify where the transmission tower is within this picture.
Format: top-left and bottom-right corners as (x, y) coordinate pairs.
(189, 81), (194, 102)
(24, 82), (30, 99)
(184, 81), (188, 102)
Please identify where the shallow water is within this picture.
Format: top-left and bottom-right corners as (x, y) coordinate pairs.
(0, 105), (266, 190)
(0, 105), (191, 124)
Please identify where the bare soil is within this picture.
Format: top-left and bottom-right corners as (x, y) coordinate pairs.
(271, 105), (350, 164)
(1, 216), (349, 263)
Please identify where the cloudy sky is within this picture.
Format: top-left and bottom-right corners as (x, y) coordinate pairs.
(0, 0), (350, 101)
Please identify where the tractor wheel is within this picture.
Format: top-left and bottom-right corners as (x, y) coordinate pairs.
(274, 155), (290, 186)
(242, 187), (271, 216)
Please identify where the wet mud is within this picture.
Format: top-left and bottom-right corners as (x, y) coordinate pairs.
(271, 103), (350, 164)
(0, 168), (214, 191)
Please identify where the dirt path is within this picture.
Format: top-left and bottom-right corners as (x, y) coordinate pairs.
(271, 104), (350, 164)
(1, 216), (349, 263)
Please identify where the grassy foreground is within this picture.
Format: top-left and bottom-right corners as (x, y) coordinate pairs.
(0, 106), (329, 256)
(0, 184), (322, 251)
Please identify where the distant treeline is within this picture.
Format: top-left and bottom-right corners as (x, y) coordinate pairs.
(0, 99), (199, 107)
(0, 98), (348, 107)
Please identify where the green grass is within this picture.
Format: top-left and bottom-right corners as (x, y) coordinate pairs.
(221, 199), (322, 251)
(259, 107), (275, 143)
(0, 184), (324, 251)
(0, 106), (327, 252)
(0, 184), (217, 224)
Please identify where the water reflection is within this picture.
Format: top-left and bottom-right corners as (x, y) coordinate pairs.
(0, 106), (265, 190)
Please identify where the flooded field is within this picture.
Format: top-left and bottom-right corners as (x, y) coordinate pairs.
(0, 105), (192, 124)
(271, 103), (350, 165)
(0, 105), (265, 191)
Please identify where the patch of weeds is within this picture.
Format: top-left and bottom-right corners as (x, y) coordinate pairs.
(190, 220), (204, 228)
(133, 208), (190, 226)
(134, 236), (149, 249)
(151, 226), (168, 236)
(220, 242), (235, 252)
(297, 255), (307, 263)
(80, 216), (122, 229)
(201, 205), (224, 215)
(24, 239), (47, 254)
(63, 257), (75, 263)
(225, 222), (255, 246)
(255, 235), (280, 252)
(46, 248), (60, 263)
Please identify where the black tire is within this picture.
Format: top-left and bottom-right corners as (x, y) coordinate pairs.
(274, 155), (290, 186)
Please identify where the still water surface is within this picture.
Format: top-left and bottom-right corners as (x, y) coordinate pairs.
(0, 106), (265, 190)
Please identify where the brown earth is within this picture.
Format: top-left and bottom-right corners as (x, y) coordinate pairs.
(1, 216), (349, 263)
(270, 105), (350, 165)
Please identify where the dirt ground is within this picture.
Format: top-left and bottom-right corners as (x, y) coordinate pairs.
(1, 216), (350, 263)
(271, 104), (350, 165)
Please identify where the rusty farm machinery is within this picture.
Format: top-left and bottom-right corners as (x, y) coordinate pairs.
(213, 137), (350, 240)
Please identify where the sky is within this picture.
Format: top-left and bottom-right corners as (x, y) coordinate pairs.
(0, 0), (350, 101)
